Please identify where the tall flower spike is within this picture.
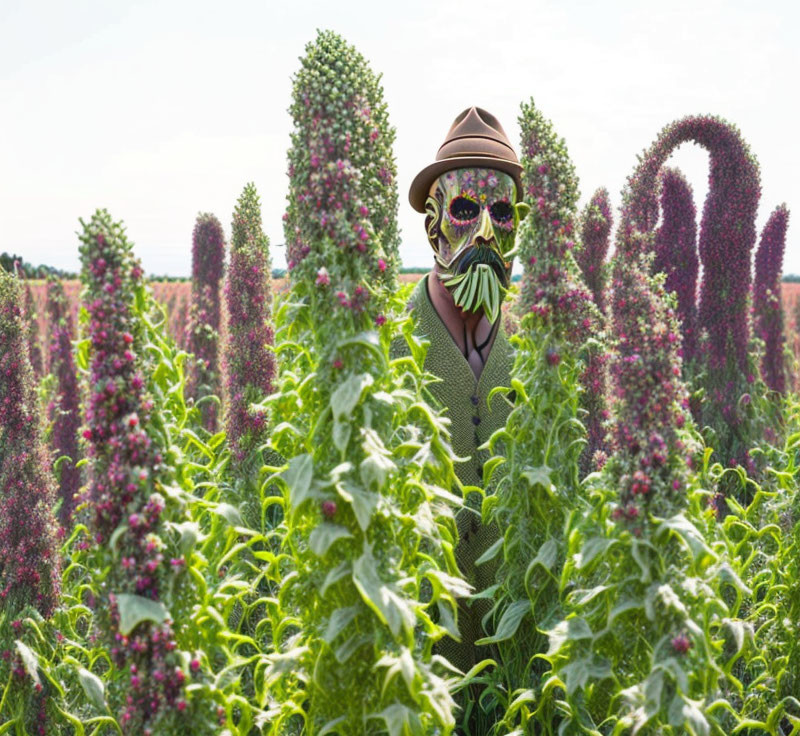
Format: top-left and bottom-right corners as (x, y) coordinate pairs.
(45, 275), (82, 526)
(516, 98), (607, 470)
(223, 184), (275, 468)
(78, 210), (186, 733)
(753, 204), (790, 393)
(275, 30), (462, 733)
(22, 282), (44, 378)
(187, 213), (225, 431)
(0, 268), (61, 617)
(577, 187), (613, 314)
(652, 168), (699, 363)
(284, 29), (399, 292)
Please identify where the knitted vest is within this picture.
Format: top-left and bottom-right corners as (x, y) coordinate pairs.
(393, 274), (515, 681)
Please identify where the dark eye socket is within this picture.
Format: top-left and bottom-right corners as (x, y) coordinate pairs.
(490, 201), (513, 222)
(449, 196), (480, 223)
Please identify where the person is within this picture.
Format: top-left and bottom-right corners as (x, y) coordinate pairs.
(401, 106), (530, 730)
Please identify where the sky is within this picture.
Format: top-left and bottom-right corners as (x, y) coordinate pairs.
(1, 0), (797, 277)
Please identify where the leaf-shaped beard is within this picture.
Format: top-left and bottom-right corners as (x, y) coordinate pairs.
(442, 247), (509, 324)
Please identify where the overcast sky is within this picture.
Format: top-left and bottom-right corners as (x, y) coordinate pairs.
(1, 0), (797, 277)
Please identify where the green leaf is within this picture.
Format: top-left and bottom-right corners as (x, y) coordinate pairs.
(476, 599), (529, 644)
(569, 585), (610, 607)
(213, 503), (242, 527)
(174, 521), (203, 555)
(577, 536), (616, 570)
(545, 617), (593, 655)
(644, 670), (664, 718)
(521, 465), (554, 491)
(359, 450), (395, 491)
(668, 694), (709, 736)
(330, 373), (374, 421)
(375, 648), (417, 698)
(323, 606), (359, 644)
(284, 453), (314, 509)
(116, 593), (168, 636)
(333, 418), (351, 453)
(334, 633), (369, 664)
(336, 482), (378, 532)
(109, 524), (128, 556)
(352, 544), (416, 638)
(475, 536), (503, 567)
(319, 561), (350, 597)
(318, 717), (347, 736)
(309, 523), (352, 557)
(716, 562), (752, 597)
(77, 667), (105, 710)
(659, 514), (715, 564)
(529, 538), (558, 573)
(14, 641), (40, 686)
(561, 656), (611, 696)
(368, 704), (423, 736)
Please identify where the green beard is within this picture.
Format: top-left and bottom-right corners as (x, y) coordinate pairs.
(443, 263), (507, 324)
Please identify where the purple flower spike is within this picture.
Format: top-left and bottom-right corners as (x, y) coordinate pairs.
(223, 184), (275, 466)
(45, 276), (82, 526)
(577, 187), (613, 314)
(284, 30), (399, 300)
(517, 99), (607, 471)
(78, 210), (185, 733)
(0, 268), (61, 619)
(753, 204), (790, 393)
(22, 282), (43, 379)
(186, 213), (225, 431)
(653, 168), (699, 363)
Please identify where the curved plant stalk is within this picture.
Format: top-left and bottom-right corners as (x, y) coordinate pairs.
(619, 115), (763, 474)
(653, 168), (699, 366)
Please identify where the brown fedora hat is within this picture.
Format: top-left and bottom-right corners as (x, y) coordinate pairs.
(408, 106), (523, 213)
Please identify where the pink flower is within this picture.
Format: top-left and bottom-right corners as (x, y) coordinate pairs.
(671, 633), (692, 654)
(315, 267), (330, 286)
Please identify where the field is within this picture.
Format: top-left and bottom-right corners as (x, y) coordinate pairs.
(2, 29), (799, 736)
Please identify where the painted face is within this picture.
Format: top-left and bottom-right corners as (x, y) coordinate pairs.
(424, 167), (529, 322)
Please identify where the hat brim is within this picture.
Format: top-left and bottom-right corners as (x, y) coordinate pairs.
(408, 156), (524, 213)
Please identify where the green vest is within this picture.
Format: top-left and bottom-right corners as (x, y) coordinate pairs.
(394, 273), (515, 679)
(402, 273), (515, 496)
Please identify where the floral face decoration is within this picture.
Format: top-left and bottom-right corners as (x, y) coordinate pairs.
(425, 167), (529, 323)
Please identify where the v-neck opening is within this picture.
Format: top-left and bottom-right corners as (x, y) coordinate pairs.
(421, 273), (505, 388)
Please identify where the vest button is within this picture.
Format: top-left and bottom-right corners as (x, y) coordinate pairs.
(472, 415), (481, 426)
(471, 395), (479, 405)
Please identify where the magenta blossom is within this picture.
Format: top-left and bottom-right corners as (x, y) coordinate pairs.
(577, 187), (613, 314)
(45, 276), (82, 526)
(186, 213), (226, 431)
(753, 204), (789, 393)
(0, 269), (61, 618)
(222, 184), (276, 468)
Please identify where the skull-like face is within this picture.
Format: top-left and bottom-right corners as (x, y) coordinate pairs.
(425, 167), (529, 322)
